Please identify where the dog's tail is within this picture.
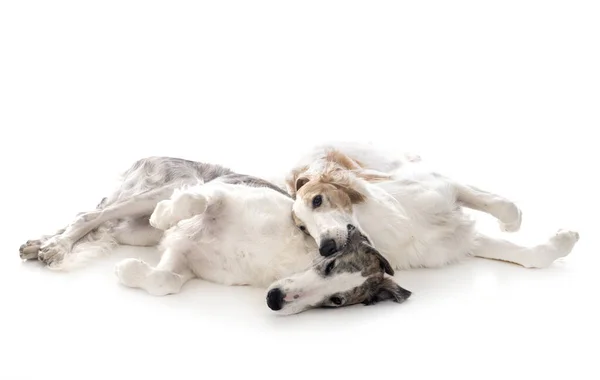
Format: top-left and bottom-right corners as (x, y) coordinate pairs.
(48, 225), (118, 271)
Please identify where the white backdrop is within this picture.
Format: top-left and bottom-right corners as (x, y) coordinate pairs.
(1, 1), (599, 380)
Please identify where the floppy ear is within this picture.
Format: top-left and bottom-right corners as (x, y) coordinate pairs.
(295, 177), (309, 192)
(324, 171), (366, 204)
(364, 245), (394, 276)
(284, 166), (309, 198)
(344, 186), (366, 204)
(364, 278), (412, 305)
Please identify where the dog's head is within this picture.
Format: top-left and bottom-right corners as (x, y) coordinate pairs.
(266, 224), (411, 315)
(286, 149), (390, 257)
(291, 172), (365, 256)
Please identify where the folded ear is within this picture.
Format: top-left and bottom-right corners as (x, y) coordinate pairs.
(363, 278), (412, 305)
(322, 171), (367, 204)
(343, 184), (366, 204)
(364, 245), (394, 276)
(295, 177), (309, 192)
(284, 167), (310, 198)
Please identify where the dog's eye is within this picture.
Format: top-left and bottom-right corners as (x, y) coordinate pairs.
(324, 260), (336, 275)
(330, 296), (343, 306)
(312, 195), (322, 208)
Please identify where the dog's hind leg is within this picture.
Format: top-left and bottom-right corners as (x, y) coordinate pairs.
(19, 227), (67, 260)
(115, 248), (194, 296)
(472, 230), (580, 268)
(37, 184), (180, 266)
(148, 184), (223, 231)
(453, 182), (523, 233)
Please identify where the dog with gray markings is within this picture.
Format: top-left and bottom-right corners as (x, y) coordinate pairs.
(19, 156), (411, 315)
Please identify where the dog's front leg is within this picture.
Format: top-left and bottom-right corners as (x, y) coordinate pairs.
(452, 181), (522, 232)
(35, 184), (180, 266)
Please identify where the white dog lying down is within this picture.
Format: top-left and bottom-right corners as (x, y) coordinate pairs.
(143, 183), (411, 314)
(285, 142), (580, 270)
(19, 143), (580, 315)
(19, 157), (411, 315)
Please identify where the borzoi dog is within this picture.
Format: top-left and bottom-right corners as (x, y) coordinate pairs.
(285, 142), (580, 270)
(18, 157), (411, 315)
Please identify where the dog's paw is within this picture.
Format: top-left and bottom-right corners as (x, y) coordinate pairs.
(497, 201), (522, 233)
(171, 192), (208, 220)
(38, 238), (71, 267)
(19, 239), (43, 260)
(150, 193), (207, 230)
(550, 229), (580, 253)
(115, 258), (152, 288)
(528, 229), (580, 268)
(149, 200), (175, 230)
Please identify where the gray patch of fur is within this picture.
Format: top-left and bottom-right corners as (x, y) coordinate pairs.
(20, 156), (287, 265)
(218, 173), (291, 197)
(314, 226), (411, 307)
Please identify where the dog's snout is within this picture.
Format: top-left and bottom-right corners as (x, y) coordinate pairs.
(266, 288), (285, 311)
(319, 239), (337, 257)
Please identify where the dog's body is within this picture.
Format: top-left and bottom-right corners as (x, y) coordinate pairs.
(286, 142), (580, 270)
(19, 142), (580, 314)
(142, 180), (317, 290)
(19, 155), (411, 315)
(19, 157), (286, 268)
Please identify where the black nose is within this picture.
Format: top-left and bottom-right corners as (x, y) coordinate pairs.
(266, 288), (285, 311)
(319, 239), (337, 257)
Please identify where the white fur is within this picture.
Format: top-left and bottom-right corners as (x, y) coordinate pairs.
(115, 181), (378, 314)
(290, 142), (579, 270)
(23, 156), (388, 314)
(153, 182), (316, 287)
(21, 145), (580, 315)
